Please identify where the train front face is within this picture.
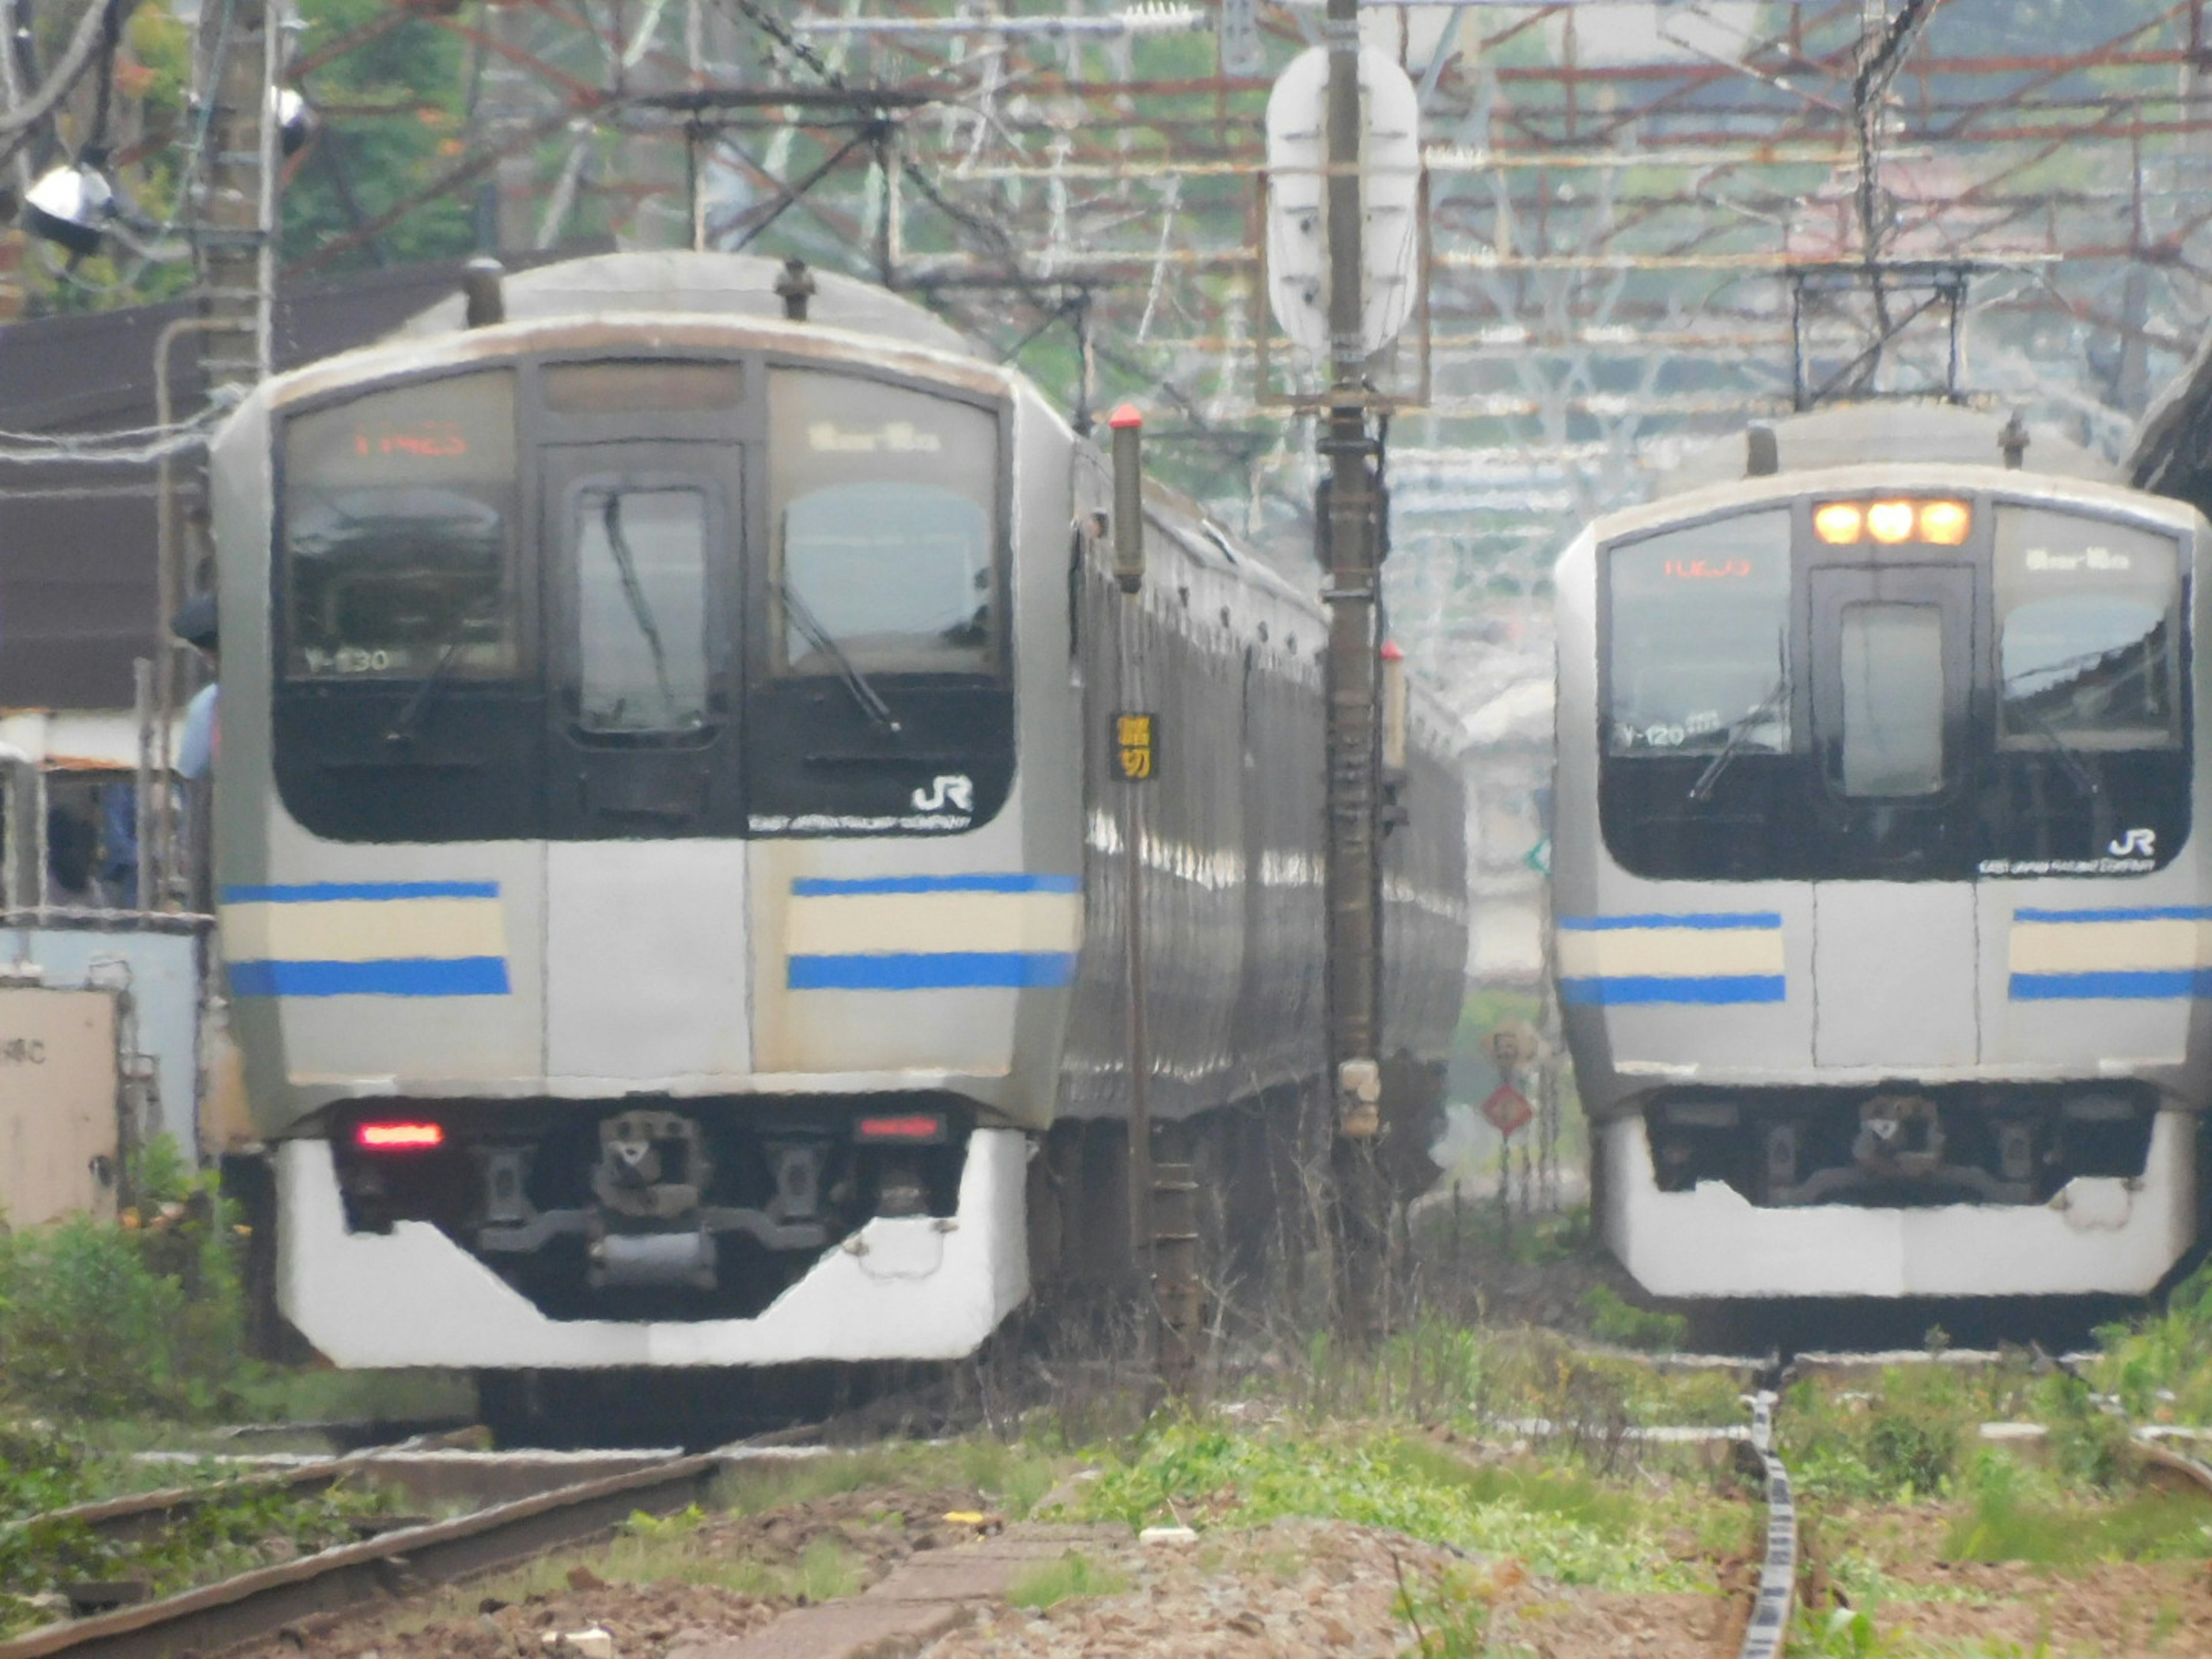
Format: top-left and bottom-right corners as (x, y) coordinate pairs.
(1555, 466), (2211, 1298)
(210, 322), (1075, 1367)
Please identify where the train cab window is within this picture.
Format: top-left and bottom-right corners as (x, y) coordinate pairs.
(1605, 509), (1791, 755)
(574, 485), (714, 734)
(768, 371), (999, 675)
(1995, 507), (2181, 751)
(281, 371), (518, 680)
(1838, 601), (1945, 795)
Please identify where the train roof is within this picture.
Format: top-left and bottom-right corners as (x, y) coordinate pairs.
(1655, 402), (2116, 497)
(391, 251), (980, 359)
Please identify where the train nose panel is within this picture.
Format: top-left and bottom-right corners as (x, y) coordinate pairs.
(545, 842), (752, 1080)
(1811, 883), (1977, 1067)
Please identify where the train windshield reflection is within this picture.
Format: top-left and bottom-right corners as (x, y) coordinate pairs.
(282, 370), (518, 680)
(769, 370), (999, 675)
(1605, 509), (1791, 756)
(575, 486), (712, 733)
(1996, 507), (2182, 751)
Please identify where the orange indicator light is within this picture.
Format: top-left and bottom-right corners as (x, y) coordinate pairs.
(1918, 499), (1971, 544)
(355, 1121), (445, 1150)
(1813, 502), (1863, 544)
(1865, 499), (1916, 543)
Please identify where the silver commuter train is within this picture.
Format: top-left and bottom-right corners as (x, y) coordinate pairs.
(1554, 403), (2210, 1299)
(204, 251), (1468, 1374)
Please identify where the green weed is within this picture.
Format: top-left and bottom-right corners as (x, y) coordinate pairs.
(1578, 1285), (1687, 1353)
(1392, 1560), (1496, 1657)
(1077, 1416), (1700, 1589)
(1005, 1549), (1128, 1610)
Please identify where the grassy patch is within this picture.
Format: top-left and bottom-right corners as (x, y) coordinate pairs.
(1578, 1285), (1687, 1353)
(1074, 1416), (1707, 1589)
(1005, 1549), (1128, 1610)
(1944, 1452), (2212, 1566)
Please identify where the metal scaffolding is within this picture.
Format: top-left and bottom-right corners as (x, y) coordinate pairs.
(122, 1), (2212, 662)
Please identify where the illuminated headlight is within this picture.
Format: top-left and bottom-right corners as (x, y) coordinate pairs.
(1813, 502), (1863, 544)
(1917, 499), (1971, 544)
(1865, 499), (1917, 543)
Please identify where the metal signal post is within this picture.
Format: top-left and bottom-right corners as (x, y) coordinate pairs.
(1320, 0), (1389, 1318)
(1322, 0), (1384, 1139)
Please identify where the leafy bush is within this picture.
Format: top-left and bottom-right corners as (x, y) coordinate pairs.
(0, 1147), (252, 1421)
(1782, 1369), (1969, 1502)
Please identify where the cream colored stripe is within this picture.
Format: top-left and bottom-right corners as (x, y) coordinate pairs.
(2009, 919), (2207, 975)
(221, 899), (508, 964)
(1556, 927), (1783, 980)
(787, 892), (1082, 956)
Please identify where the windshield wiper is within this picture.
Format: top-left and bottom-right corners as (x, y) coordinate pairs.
(1687, 676), (1789, 803)
(2001, 679), (2101, 801)
(384, 597), (497, 748)
(599, 493), (677, 716)
(781, 581), (902, 736)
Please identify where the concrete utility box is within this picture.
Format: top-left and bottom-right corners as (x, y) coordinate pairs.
(0, 988), (120, 1226)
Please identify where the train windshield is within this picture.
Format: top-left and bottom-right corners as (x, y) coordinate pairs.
(768, 370), (998, 675)
(281, 370), (518, 679)
(1995, 507), (2181, 752)
(574, 485), (713, 733)
(1605, 510), (1791, 755)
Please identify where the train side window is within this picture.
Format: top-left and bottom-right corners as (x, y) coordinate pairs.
(573, 485), (713, 734)
(1995, 508), (2181, 752)
(1604, 509), (1791, 755)
(281, 370), (519, 680)
(767, 371), (1000, 676)
(1838, 601), (1945, 796)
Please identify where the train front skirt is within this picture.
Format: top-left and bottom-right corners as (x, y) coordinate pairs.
(1602, 1111), (2196, 1298)
(274, 1128), (1031, 1366)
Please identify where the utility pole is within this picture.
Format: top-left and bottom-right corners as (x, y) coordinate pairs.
(153, 0), (277, 906)
(1319, 0), (1387, 1324)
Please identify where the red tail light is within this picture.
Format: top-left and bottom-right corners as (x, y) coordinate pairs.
(856, 1113), (945, 1143)
(355, 1122), (445, 1151)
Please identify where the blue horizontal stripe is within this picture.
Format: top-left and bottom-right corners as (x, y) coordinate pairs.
(1557, 912), (1782, 933)
(229, 956), (512, 997)
(791, 874), (1081, 897)
(2011, 969), (2212, 1001)
(222, 881), (499, 904)
(2014, 906), (2212, 925)
(789, 951), (1077, 990)
(1559, 974), (1786, 1006)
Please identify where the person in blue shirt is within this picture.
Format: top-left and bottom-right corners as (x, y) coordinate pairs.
(173, 593), (218, 781)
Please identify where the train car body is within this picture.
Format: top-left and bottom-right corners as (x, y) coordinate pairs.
(1554, 404), (2210, 1299)
(204, 252), (1466, 1370)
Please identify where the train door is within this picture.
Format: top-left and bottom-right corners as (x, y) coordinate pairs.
(1806, 563), (1980, 1067)
(537, 441), (753, 1080)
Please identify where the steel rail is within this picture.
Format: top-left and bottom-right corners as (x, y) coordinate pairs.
(1738, 1390), (1796, 1659)
(0, 1455), (718, 1659)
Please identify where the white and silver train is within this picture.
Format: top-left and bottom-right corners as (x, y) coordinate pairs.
(1555, 403), (2210, 1300)
(204, 252), (1467, 1397)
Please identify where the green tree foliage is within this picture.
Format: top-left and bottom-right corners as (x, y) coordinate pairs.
(281, 0), (476, 271)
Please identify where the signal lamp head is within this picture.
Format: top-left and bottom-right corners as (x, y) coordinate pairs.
(1865, 499), (1916, 544)
(1918, 499), (1971, 545)
(355, 1121), (444, 1151)
(1812, 502), (1863, 544)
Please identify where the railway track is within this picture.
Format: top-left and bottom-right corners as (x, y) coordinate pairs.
(0, 1452), (717, 1659)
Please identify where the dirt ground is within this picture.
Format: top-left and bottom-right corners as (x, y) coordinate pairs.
(244, 1468), (2212, 1659)
(255, 1482), (989, 1659)
(924, 1518), (1732, 1659)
